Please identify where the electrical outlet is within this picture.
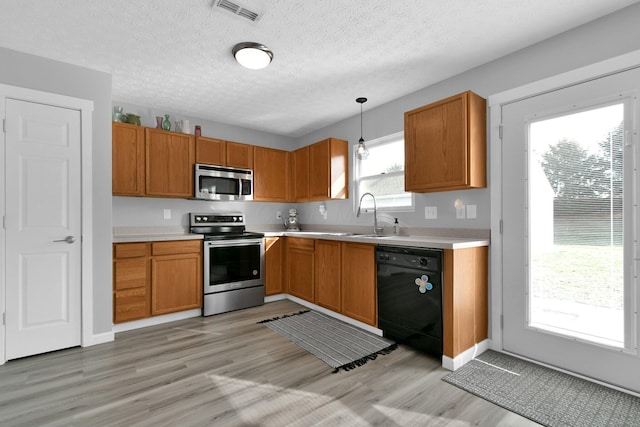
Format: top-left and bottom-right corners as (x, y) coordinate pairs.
(276, 211), (282, 219)
(425, 206), (437, 219)
(163, 209), (171, 220)
(456, 207), (466, 219)
(467, 205), (477, 219)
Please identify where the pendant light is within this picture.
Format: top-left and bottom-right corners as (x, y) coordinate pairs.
(355, 97), (369, 160)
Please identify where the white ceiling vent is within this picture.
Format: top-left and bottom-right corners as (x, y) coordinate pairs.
(216, 0), (261, 22)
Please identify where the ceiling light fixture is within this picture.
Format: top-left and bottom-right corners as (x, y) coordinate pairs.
(355, 97), (369, 160)
(232, 42), (273, 70)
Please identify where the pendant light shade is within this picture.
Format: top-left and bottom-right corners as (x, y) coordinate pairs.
(356, 97), (369, 160)
(232, 42), (273, 70)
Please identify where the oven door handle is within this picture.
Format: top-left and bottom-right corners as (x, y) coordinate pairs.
(204, 238), (264, 248)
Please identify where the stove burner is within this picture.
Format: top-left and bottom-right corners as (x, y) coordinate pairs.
(189, 212), (263, 240)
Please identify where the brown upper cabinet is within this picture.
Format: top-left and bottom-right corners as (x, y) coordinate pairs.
(404, 91), (486, 193)
(195, 136), (226, 165)
(253, 146), (290, 202)
(226, 141), (253, 169)
(291, 146), (310, 202)
(195, 137), (253, 169)
(145, 128), (195, 198)
(113, 122), (347, 202)
(308, 137), (349, 200)
(291, 138), (348, 202)
(112, 122), (145, 196)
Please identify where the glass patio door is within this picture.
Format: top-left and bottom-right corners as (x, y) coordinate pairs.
(501, 67), (640, 393)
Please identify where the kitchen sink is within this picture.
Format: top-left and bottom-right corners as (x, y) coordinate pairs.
(292, 231), (354, 236)
(289, 231), (394, 238)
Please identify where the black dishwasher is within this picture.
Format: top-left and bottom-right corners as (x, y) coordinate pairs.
(377, 246), (443, 356)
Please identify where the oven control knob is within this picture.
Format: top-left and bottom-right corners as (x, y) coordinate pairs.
(419, 257), (428, 267)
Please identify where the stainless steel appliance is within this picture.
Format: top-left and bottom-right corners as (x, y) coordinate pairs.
(282, 208), (301, 231)
(190, 212), (264, 316)
(376, 245), (443, 356)
(194, 163), (253, 201)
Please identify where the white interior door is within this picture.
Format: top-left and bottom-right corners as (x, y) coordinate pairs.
(502, 67), (640, 392)
(4, 98), (82, 360)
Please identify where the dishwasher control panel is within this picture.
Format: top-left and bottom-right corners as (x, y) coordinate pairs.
(376, 246), (442, 272)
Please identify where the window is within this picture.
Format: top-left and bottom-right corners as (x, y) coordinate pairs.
(354, 131), (413, 211)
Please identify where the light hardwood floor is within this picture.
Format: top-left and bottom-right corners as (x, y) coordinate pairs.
(0, 300), (539, 426)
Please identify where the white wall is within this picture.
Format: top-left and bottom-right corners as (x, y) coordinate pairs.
(295, 2), (640, 233)
(0, 47), (113, 335)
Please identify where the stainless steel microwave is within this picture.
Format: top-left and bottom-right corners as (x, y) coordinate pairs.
(195, 163), (253, 201)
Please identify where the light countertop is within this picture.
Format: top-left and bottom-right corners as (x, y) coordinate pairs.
(113, 226), (489, 249)
(113, 226), (203, 243)
(261, 231), (488, 250)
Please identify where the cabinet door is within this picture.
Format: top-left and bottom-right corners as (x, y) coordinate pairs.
(151, 252), (202, 315)
(291, 146), (309, 202)
(145, 128), (195, 197)
(112, 122), (145, 196)
(404, 91), (486, 192)
(341, 242), (376, 326)
(254, 147), (289, 202)
(286, 238), (314, 302)
(315, 240), (341, 312)
(265, 237), (284, 295)
(309, 138), (348, 200)
(195, 136), (226, 165)
(226, 141), (254, 169)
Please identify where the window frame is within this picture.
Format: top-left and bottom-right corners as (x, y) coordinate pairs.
(352, 131), (415, 214)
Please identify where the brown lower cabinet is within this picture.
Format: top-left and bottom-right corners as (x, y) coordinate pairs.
(264, 237), (284, 295)
(113, 242), (150, 323)
(286, 237), (315, 301)
(113, 240), (202, 323)
(284, 237), (377, 327)
(443, 246), (488, 359)
(314, 240), (341, 312)
(340, 242), (376, 326)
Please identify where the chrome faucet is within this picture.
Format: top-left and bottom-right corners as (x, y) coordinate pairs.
(356, 192), (384, 235)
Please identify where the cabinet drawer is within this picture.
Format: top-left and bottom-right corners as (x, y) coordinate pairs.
(152, 240), (202, 256)
(114, 258), (149, 290)
(114, 242), (149, 259)
(114, 287), (149, 323)
(287, 237), (315, 251)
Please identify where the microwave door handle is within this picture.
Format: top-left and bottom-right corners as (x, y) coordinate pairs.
(239, 178), (243, 197)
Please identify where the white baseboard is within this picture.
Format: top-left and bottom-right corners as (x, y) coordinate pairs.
(264, 294), (288, 303)
(442, 339), (492, 371)
(83, 331), (114, 347)
(112, 309), (202, 333)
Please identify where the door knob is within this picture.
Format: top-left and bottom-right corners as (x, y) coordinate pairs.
(53, 235), (75, 244)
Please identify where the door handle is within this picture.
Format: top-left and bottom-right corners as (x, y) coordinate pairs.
(53, 235), (75, 244)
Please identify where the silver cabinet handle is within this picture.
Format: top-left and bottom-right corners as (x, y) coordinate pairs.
(53, 235), (75, 244)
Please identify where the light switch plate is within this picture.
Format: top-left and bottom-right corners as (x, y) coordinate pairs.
(276, 211), (282, 219)
(456, 207), (466, 219)
(163, 209), (171, 220)
(467, 205), (477, 219)
(425, 206), (437, 219)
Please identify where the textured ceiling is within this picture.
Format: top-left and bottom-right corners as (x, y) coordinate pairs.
(0, 0), (637, 137)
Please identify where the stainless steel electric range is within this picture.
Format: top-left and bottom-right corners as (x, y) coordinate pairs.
(190, 212), (264, 316)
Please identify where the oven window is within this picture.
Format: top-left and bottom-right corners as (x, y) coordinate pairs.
(199, 176), (239, 196)
(208, 244), (261, 285)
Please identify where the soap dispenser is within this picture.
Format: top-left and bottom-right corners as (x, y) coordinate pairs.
(393, 218), (400, 235)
